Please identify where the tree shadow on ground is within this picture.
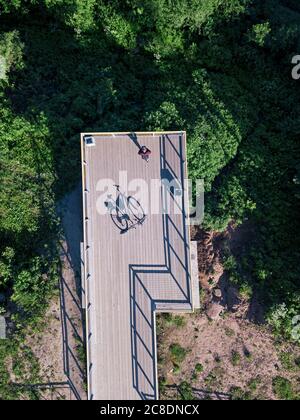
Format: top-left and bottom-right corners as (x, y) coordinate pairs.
(163, 384), (231, 400)
(57, 185), (86, 400)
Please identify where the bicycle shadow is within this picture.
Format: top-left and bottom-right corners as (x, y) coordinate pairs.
(104, 187), (146, 235)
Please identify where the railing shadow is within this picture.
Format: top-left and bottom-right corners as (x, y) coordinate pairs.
(58, 257), (86, 401)
(129, 134), (192, 400)
(57, 186), (87, 400)
(164, 384), (231, 401)
(11, 381), (74, 400)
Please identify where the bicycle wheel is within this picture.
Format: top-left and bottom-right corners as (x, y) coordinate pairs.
(127, 197), (146, 223)
(110, 208), (129, 232)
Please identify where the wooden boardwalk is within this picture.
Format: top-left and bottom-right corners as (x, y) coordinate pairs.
(81, 132), (199, 400)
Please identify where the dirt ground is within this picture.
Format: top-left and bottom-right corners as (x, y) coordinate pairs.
(158, 312), (300, 400)
(157, 225), (300, 400)
(18, 186), (86, 400)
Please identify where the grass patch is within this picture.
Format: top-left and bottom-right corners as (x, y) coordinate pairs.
(178, 381), (194, 400)
(156, 314), (186, 335)
(172, 316), (186, 328)
(159, 376), (167, 394)
(195, 363), (204, 373)
(173, 363), (181, 374)
(272, 377), (295, 400)
(224, 327), (235, 337)
(204, 367), (225, 390)
(191, 372), (198, 381)
(231, 350), (241, 366)
(248, 377), (261, 392)
(231, 386), (253, 401)
(169, 343), (188, 366)
(279, 352), (297, 372)
(191, 363), (204, 381)
(0, 337), (41, 400)
(73, 332), (86, 363)
(239, 283), (253, 301)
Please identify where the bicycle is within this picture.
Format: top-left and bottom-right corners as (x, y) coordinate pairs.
(104, 185), (146, 233)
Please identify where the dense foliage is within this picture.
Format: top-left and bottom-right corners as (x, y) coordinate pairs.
(0, 0), (299, 368)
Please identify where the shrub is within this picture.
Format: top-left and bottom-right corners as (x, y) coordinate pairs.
(173, 316), (186, 328)
(272, 377), (295, 400)
(223, 255), (237, 272)
(248, 377), (261, 392)
(267, 303), (300, 344)
(231, 386), (252, 401)
(169, 343), (188, 365)
(12, 256), (57, 318)
(178, 381), (194, 401)
(279, 352), (297, 372)
(164, 314), (186, 328)
(231, 351), (241, 366)
(0, 30), (24, 81)
(159, 376), (167, 393)
(173, 363), (180, 374)
(239, 283), (253, 301)
(195, 363), (204, 373)
(225, 327), (235, 337)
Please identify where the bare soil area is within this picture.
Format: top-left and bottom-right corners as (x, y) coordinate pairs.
(158, 312), (300, 400)
(158, 224), (300, 400)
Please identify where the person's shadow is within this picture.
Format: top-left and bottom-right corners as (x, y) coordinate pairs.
(129, 132), (142, 150)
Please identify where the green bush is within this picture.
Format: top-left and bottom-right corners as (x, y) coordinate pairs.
(239, 283), (253, 301)
(0, 30), (24, 81)
(12, 257), (58, 317)
(248, 377), (261, 392)
(272, 377), (295, 401)
(231, 351), (241, 366)
(169, 343), (188, 365)
(195, 363), (204, 373)
(267, 303), (300, 344)
(178, 381), (194, 401)
(279, 352), (297, 372)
